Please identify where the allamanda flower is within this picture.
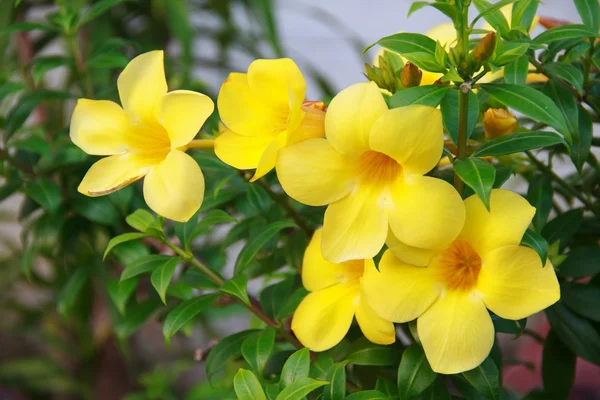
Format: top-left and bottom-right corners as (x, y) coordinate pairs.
(214, 58), (325, 181)
(71, 50), (213, 222)
(361, 189), (560, 374)
(277, 82), (465, 263)
(292, 229), (395, 351)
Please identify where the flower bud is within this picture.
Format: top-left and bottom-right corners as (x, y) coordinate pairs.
(400, 62), (422, 88)
(471, 32), (496, 63)
(484, 108), (517, 139)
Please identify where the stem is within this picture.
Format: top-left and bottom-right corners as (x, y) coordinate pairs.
(67, 33), (93, 98)
(185, 139), (215, 150)
(525, 151), (597, 214)
(164, 241), (225, 285)
(454, 84), (470, 193)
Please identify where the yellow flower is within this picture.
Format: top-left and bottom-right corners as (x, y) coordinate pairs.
(276, 82), (465, 263)
(484, 108), (518, 139)
(291, 229), (395, 351)
(362, 189), (560, 374)
(214, 58), (325, 181)
(70, 51), (213, 222)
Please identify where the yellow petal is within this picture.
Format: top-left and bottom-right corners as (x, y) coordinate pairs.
(247, 58), (306, 114)
(250, 131), (287, 182)
(302, 228), (364, 292)
(214, 129), (274, 170)
(478, 245), (560, 320)
(420, 72), (442, 86)
(325, 82), (388, 156)
(78, 154), (148, 196)
(287, 106), (326, 145)
(386, 230), (437, 267)
(143, 150), (204, 222)
(459, 189), (535, 257)
(418, 292), (494, 374)
(117, 50), (168, 122)
(355, 282), (396, 345)
(276, 138), (356, 206)
(321, 184), (388, 263)
(361, 250), (440, 322)
(369, 106), (443, 176)
(291, 281), (360, 352)
(390, 175), (465, 251)
(160, 90), (214, 149)
(217, 72), (284, 136)
(70, 99), (130, 156)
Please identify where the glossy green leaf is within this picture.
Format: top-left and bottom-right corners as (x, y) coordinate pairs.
(492, 42), (531, 66)
(25, 178), (61, 214)
(235, 220), (296, 274)
(242, 327), (276, 376)
(511, 0), (540, 31)
(324, 361), (348, 400)
(266, 383), (280, 400)
(454, 158), (496, 209)
(121, 255), (177, 281)
(407, 2), (458, 22)
(206, 330), (258, 382)
(220, 274), (250, 306)
(346, 390), (390, 400)
(310, 354), (334, 381)
(473, 0), (510, 36)
(534, 24), (599, 44)
(397, 344), (437, 400)
(572, 105), (593, 172)
(163, 293), (220, 346)
(521, 229), (549, 266)
(542, 330), (576, 400)
(473, 132), (567, 157)
(503, 55), (529, 85)
(104, 232), (151, 260)
(260, 278), (295, 320)
(543, 80), (579, 141)
(275, 378), (328, 400)
(527, 175), (553, 232)
(542, 209), (583, 249)
(126, 209), (155, 232)
(280, 348), (310, 389)
(472, 0), (517, 27)
(347, 338), (401, 366)
(544, 62), (584, 95)
(440, 89), (479, 143)
(234, 369), (267, 400)
(387, 85), (451, 108)
(562, 282), (600, 321)
(574, 0), (600, 31)
(150, 257), (180, 304)
(369, 33), (444, 72)
(460, 357), (500, 400)
(558, 247), (600, 277)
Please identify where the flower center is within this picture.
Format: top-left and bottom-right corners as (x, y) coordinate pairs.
(127, 118), (172, 165)
(438, 240), (482, 292)
(358, 151), (402, 185)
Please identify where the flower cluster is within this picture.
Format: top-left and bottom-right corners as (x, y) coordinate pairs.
(70, 51), (560, 374)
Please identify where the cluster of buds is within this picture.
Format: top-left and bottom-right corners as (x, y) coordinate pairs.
(400, 62), (422, 88)
(484, 108), (517, 139)
(364, 51), (422, 93)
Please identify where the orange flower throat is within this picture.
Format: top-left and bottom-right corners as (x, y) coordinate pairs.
(439, 240), (482, 292)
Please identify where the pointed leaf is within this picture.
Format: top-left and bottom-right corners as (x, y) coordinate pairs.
(120, 255), (176, 281)
(526, 175), (553, 232)
(234, 369), (267, 400)
(473, 131), (567, 157)
(324, 361), (348, 400)
(275, 378), (328, 400)
(280, 348), (310, 389)
(534, 24), (599, 44)
(440, 89), (479, 144)
(397, 344), (437, 400)
(521, 229), (549, 265)
(235, 220), (296, 274)
(387, 85), (451, 108)
(104, 232), (151, 260)
(574, 0), (600, 31)
(571, 105), (592, 172)
(454, 158), (496, 210)
(206, 330), (258, 383)
(460, 357), (500, 400)
(544, 62), (584, 95)
(220, 274), (250, 306)
(242, 327), (276, 376)
(162, 293), (220, 346)
(150, 257), (180, 304)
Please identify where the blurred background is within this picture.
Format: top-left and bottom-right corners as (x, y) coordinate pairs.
(0, 0), (598, 399)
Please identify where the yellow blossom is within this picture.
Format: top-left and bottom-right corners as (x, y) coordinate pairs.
(362, 189), (560, 374)
(291, 229), (395, 351)
(484, 108), (518, 139)
(276, 82), (465, 263)
(71, 50), (213, 222)
(214, 58), (325, 181)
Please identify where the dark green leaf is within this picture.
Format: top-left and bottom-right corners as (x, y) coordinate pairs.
(108, 278), (139, 315)
(574, 0), (600, 31)
(503, 55), (529, 85)
(441, 89), (479, 143)
(562, 282), (600, 321)
(534, 24), (599, 44)
(347, 338), (401, 366)
(4, 90), (70, 140)
(397, 344), (437, 400)
(543, 80), (579, 141)
(247, 183), (272, 213)
(206, 330), (258, 382)
(220, 274), (250, 306)
(346, 390), (389, 400)
(260, 278), (295, 320)
(544, 63), (584, 95)
(542, 329), (576, 400)
(473, 0), (510, 36)
(473, 131), (566, 157)
(277, 287), (308, 319)
(57, 267), (89, 317)
(407, 2), (458, 22)
(512, 0), (540, 31)
(163, 293), (220, 346)
(558, 247), (600, 277)
(521, 229), (549, 266)
(275, 378), (328, 400)
(493, 42), (531, 66)
(387, 85), (451, 108)
(115, 298), (161, 338)
(104, 232), (150, 260)
(369, 33), (443, 72)
(526, 175), (553, 231)
(280, 348), (310, 389)
(542, 209), (583, 248)
(121, 255), (177, 281)
(87, 52), (129, 69)
(234, 369), (267, 400)
(235, 220), (296, 274)
(191, 209), (238, 239)
(472, 0), (517, 28)
(454, 158), (495, 209)
(31, 56), (70, 85)
(571, 106), (592, 172)
(324, 362), (348, 400)
(242, 327), (276, 376)
(78, 0), (130, 27)
(461, 357), (500, 400)
(0, 81), (27, 101)
(71, 196), (120, 226)
(150, 257), (179, 304)
(0, 22), (57, 35)
(25, 178), (61, 214)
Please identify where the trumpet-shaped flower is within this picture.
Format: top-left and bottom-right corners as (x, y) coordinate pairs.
(71, 51), (213, 222)
(276, 82), (465, 263)
(292, 229), (395, 351)
(362, 189), (560, 374)
(214, 58), (325, 181)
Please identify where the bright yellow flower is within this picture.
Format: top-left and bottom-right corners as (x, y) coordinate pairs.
(214, 58), (325, 181)
(291, 229), (395, 351)
(71, 51), (213, 222)
(362, 189), (560, 374)
(276, 82), (465, 263)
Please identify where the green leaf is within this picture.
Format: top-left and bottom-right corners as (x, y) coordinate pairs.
(472, 0), (517, 28)
(346, 390), (390, 400)
(571, 106), (592, 172)
(480, 84), (570, 141)
(370, 33), (444, 72)
(440, 90), (479, 143)
(542, 330), (576, 400)
(544, 62), (584, 95)
(521, 229), (549, 266)
(387, 85), (451, 108)
(407, 2), (458, 22)
(87, 52), (129, 69)
(71, 196), (121, 226)
(235, 220), (296, 274)
(266, 383), (280, 400)
(454, 158), (495, 210)
(562, 282), (600, 321)
(115, 298), (161, 338)
(206, 330), (258, 382)
(31, 56), (70, 85)
(220, 274), (250, 306)
(77, 0), (130, 27)
(492, 42), (531, 66)
(247, 183), (272, 213)
(121, 255), (177, 281)
(546, 302), (600, 365)
(526, 175), (553, 232)
(4, 90), (70, 140)
(0, 22), (57, 35)
(191, 209), (238, 239)
(234, 369), (267, 400)
(20, 244), (35, 279)
(260, 278), (295, 321)
(310, 354), (334, 381)
(150, 257), (180, 304)
(108, 278), (139, 315)
(57, 267), (89, 317)
(0, 81), (27, 101)
(473, 131), (566, 157)
(162, 293), (220, 346)
(511, 0), (540, 31)
(280, 348), (310, 389)
(542, 209), (583, 249)
(104, 232), (151, 260)
(125, 209), (155, 232)
(397, 344), (437, 400)
(535, 24), (599, 44)
(324, 362), (348, 400)
(347, 338), (401, 366)
(278, 287), (308, 319)
(543, 80), (579, 141)
(242, 327), (276, 376)
(503, 55), (529, 85)
(460, 357), (500, 400)
(275, 378), (328, 400)
(25, 178), (61, 214)
(574, 0), (600, 31)
(473, 0), (510, 36)
(558, 247), (600, 277)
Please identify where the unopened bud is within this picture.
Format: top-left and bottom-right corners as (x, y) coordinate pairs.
(302, 100), (326, 112)
(400, 62), (422, 88)
(472, 32), (496, 63)
(484, 108), (517, 139)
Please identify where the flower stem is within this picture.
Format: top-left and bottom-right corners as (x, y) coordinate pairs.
(186, 139), (215, 150)
(453, 84), (470, 193)
(66, 33), (93, 98)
